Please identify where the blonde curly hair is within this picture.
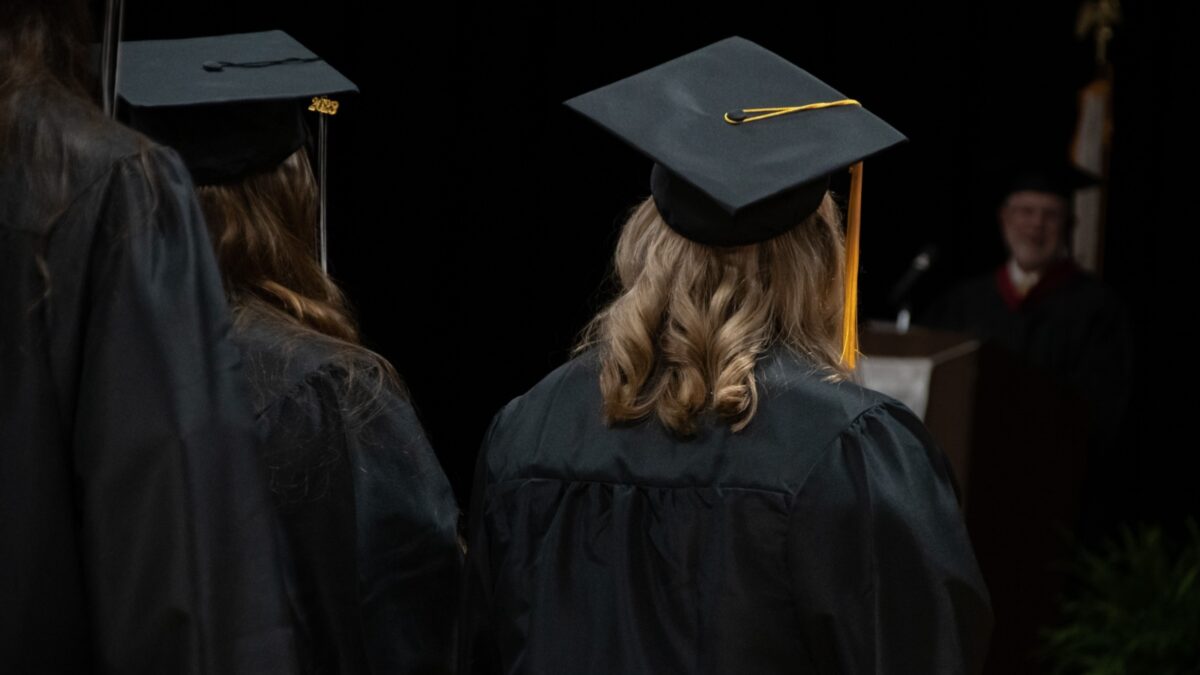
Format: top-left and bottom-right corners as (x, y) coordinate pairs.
(577, 192), (847, 436)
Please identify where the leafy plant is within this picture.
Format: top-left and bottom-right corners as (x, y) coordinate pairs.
(1042, 519), (1200, 674)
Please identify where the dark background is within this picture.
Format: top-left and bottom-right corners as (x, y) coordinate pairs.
(115, 0), (1195, 530)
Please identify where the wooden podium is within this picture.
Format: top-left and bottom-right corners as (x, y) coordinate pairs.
(860, 323), (1090, 675)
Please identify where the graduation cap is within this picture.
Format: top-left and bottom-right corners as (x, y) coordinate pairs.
(1002, 163), (1100, 204)
(564, 36), (906, 368)
(117, 30), (358, 272)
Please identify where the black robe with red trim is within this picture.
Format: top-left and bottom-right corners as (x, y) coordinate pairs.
(922, 258), (1133, 439)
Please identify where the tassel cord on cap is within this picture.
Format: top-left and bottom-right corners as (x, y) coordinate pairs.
(723, 98), (861, 125)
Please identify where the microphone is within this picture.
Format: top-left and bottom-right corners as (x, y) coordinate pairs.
(888, 243), (939, 310)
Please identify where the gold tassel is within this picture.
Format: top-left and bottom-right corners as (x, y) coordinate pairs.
(841, 162), (863, 369)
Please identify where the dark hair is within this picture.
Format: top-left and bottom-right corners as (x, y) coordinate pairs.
(0, 0), (94, 102)
(2, 0), (104, 301)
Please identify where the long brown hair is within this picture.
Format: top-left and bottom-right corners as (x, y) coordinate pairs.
(196, 148), (400, 393)
(576, 194), (847, 436)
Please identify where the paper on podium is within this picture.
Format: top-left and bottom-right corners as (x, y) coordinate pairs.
(857, 355), (934, 420)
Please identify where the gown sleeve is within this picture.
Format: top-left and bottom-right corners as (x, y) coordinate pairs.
(71, 147), (297, 674)
(347, 376), (463, 674)
(787, 402), (993, 675)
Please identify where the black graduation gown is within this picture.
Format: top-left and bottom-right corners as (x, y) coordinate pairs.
(922, 260), (1133, 439)
(0, 85), (296, 672)
(233, 305), (462, 675)
(460, 348), (993, 674)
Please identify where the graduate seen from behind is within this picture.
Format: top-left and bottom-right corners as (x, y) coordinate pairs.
(460, 37), (993, 674)
(119, 31), (462, 674)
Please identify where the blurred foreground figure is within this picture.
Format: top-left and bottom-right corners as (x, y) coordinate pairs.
(0, 2), (297, 673)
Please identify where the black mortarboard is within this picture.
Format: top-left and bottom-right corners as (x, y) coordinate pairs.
(1002, 163), (1100, 204)
(117, 30), (357, 185)
(117, 30), (357, 271)
(564, 36), (906, 248)
(564, 36), (906, 368)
